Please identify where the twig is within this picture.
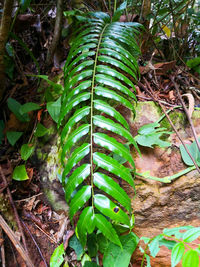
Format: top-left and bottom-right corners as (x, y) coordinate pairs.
(0, 214), (34, 267)
(171, 77), (200, 152)
(136, 94), (181, 108)
(34, 223), (57, 244)
(141, 80), (200, 174)
(14, 192), (43, 202)
(0, 166), (28, 252)
(21, 220), (48, 267)
(0, 228), (6, 267)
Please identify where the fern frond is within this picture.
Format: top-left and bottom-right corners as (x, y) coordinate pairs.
(60, 11), (141, 247)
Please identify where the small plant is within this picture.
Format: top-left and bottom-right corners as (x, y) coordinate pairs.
(140, 226), (200, 267)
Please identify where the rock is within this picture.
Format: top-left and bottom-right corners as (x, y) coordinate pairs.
(131, 102), (200, 266)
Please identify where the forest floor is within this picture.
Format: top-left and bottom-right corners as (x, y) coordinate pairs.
(0, 7), (200, 267)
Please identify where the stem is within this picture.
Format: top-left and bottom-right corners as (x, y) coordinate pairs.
(46, 0), (63, 66)
(90, 24), (108, 210)
(114, 0), (117, 13)
(135, 166), (196, 183)
(156, 106), (181, 124)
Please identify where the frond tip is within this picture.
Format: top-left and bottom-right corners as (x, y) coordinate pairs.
(60, 11), (141, 247)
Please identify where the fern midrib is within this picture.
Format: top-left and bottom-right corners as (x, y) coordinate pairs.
(90, 23), (109, 211)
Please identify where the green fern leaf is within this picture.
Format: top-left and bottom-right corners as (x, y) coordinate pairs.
(94, 213), (122, 247)
(60, 11), (141, 247)
(93, 152), (134, 187)
(94, 172), (131, 212)
(65, 164), (90, 202)
(94, 194), (130, 226)
(69, 185), (91, 220)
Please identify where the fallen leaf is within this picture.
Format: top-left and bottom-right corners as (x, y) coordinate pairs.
(169, 90), (175, 100)
(182, 93), (195, 118)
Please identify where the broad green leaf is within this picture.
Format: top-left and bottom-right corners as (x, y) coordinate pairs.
(101, 39), (138, 67)
(135, 133), (171, 148)
(69, 185), (91, 220)
(66, 52), (95, 74)
(83, 261), (99, 267)
(62, 124), (90, 156)
(6, 131), (23, 146)
(7, 98), (29, 122)
(183, 227), (200, 242)
(148, 235), (163, 257)
(88, 11), (110, 21)
(12, 165), (29, 181)
(87, 233), (98, 257)
(138, 122), (160, 135)
(96, 65), (135, 88)
(62, 143), (90, 176)
(103, 232), (139, 267)
(93, 115), (139, 151)
(182, 250), (199, 267)
(65, 81), (91, 103)
(34, 123), (49, 137)
(77, 207), (95, 248)
(68, 60), (94, 80)
(19, 102), (40, 114)
(159, 239), (176, 250)
(65, 164), (91, 202)
(97, 233), (110, 254)
(94, 213), (121, 247)
(93, 152), (134, 187)
(64, 70), (93, 92)
(20, 144), (35, 160)
(93, 99), (129, 129)
(163, 226), (193, 239)
(47, 97), (61, 123)
(171, 242), (185, 267)
(95, 86), (133, 110)
(180, 140), (200, 166)
(69, 235), (84, 261)
(50, 243), (65, 267)
(95, 74), (136, 100)
(98, 56), (136, 79)
(59, 92), (91, 124)
(61, 106), (90, 143)
(99, 48), (137, 74)
(94, 194), (130, 226)
(94, 172), (131, 212)
(66, 43), (97, 67)
(93, 132), (135, 167)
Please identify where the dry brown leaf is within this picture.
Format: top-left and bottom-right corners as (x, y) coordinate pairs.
(182, 93), (195, 118)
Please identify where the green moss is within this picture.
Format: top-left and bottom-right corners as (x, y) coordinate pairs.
(44, 188), (68, 212)
(160, 110), (186, 131)
(0, 193), (17, 229)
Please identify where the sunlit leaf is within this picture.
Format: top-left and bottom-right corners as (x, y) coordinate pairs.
(12, 165), (29, 181)
(50, 243), (65, 267)
(20, 143), (35, 160)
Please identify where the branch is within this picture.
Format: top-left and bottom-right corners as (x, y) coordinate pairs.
(46, 0), (63, 66)
(0, 0), (15, 101)
(0, 215), (34, 267)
